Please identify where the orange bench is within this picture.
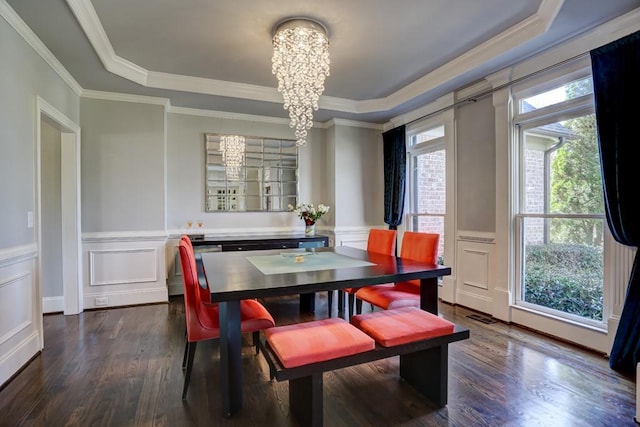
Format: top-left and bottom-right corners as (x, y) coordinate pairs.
(259, 308), (469, 427)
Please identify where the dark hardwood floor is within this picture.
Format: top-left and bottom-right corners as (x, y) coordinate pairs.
(0, 294), (635, 426)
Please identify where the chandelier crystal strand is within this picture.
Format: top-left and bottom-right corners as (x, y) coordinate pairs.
(272, 19), (330, 146)
(219, 135), (245, 180)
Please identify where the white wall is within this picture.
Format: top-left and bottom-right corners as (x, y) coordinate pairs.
(40, 119), (63, 300)
(456, 96), (496, 232)
(327, 122), (385, 248)
(79, 97), (168, 309)
(165, 111), (324, 234)
(0, 12), (79, 250)
(333, 124), (384, 227)
(0, 10), (80, 386)
(80, 98), (166, 232)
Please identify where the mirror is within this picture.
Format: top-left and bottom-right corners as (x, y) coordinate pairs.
(205, 133), (298, 212)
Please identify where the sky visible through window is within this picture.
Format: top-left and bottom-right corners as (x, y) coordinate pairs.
(525, 87), (566, 108)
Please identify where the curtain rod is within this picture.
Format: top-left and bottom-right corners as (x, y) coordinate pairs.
(405, 51), (591, 127)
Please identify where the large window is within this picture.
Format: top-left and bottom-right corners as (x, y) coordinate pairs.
(514, 72), (606, 327)
(407, 123), (448, 265)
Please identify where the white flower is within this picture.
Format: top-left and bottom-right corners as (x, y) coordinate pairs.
(289, 202), (330, 223)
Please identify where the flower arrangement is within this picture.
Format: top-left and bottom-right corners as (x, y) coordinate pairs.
(288, 203), (330, 225)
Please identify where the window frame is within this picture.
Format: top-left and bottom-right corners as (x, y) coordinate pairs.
(512, 68), (608, 330)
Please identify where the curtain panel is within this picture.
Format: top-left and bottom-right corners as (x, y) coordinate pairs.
(383, 125), (406, 230)
(590, 29), (640, 375)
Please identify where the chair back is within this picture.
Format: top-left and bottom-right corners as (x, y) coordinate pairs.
(179, 239), (220, 341)
(400, 231), (439, 265)
(179, 239), (200, 337)
(367, 229), (397, 256)
(180, 235), (211, 303)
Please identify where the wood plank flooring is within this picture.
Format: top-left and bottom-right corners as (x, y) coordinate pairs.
(0, 294), (636, 426)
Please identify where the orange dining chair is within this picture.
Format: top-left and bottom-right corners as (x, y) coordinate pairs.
(180, 234), (212, 368)
(180, 235), (210, 302)
(355, 231), (439, 313)
(178, 239), (275, 400)
(334, 229), (397, 318)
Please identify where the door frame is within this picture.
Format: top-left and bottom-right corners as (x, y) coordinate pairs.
(36, 97), (82, 324)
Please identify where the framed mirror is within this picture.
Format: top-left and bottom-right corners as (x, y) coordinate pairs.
(205, 133), (298, 212)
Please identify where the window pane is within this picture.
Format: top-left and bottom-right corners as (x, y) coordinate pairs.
(412, 150), (445, 214)
(521, 216), (603, 321)
(522, 113), (603, 215)
(520, 76), (593, 113)
(412, 125), (444, 145)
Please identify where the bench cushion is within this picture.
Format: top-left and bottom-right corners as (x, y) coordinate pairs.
(264, 318), (375, 368)
(350, 307), (455, 347)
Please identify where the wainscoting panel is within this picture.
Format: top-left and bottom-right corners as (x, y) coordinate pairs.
(334, 226), (380, 250)
(455, 233), (495, 314)
(0, 244), (40, 387)
(89, 248), (157, 286)
(82, 233), (168, 309)
(0, 273), (32, 346)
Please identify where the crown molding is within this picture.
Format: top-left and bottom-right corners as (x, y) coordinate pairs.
(65, 0), (564, 116)
(323, 118), (383, 130)
(81, 89), (170, 107)
(167, 105), (293, 125)
(1, 0), (82, 96)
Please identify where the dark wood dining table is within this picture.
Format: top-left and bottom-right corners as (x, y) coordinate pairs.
(200, 245), (452, 417)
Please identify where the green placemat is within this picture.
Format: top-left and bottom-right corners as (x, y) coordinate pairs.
(246, 251), (374, 275)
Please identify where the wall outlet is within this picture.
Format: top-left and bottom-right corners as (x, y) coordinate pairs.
(94, 297), (108, 306)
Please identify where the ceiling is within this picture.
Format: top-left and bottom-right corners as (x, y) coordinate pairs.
(6, 0), (640, 124)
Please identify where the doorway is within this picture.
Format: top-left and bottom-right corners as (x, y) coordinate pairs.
(36, 97), (82, 333)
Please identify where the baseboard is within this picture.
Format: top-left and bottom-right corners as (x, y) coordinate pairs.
(42, 296), (64, 314)
(83, 287), (168, 310)
(167, 278), (183, 296)
(0, 331), (40, 387)
(455, 288), (494, 314)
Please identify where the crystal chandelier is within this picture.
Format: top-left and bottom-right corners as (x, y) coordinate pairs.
(219, 135), (245, 180)
(272, 18), (330, 146)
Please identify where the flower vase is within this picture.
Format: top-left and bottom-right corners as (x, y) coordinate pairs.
(305, 223), (316, 236)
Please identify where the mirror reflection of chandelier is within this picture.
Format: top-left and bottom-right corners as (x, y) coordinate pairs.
(272, 17), (330, 147)
(219, 135), (245, 180)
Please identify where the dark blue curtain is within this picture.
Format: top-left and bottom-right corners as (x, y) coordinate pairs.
(590, 30), (640, 375)
(383, 125), (406, 230)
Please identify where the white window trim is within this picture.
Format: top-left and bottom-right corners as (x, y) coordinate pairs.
(405, 109), (456, 303)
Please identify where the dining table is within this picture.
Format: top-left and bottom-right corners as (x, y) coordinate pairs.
(200, 245), (452, 417)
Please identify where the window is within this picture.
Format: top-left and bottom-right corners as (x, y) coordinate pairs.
(513, 72), (605, 327)
(407, 120), (451, 267)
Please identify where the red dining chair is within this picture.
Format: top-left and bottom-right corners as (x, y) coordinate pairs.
(180, 235), (210, 303)
(333, 229), (397, 318)
(355, 231), (439, 313)
(178, 239), (275, 400)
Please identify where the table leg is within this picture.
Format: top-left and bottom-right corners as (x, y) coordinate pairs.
(299, 292), (316, 312)
(219, 300), (242, 417)
(420, 277), (438, 314)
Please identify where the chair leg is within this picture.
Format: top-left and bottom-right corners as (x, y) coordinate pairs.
(348, 293), (355, 318)
(253, 331), (260, 354)
(182, 341), (189, 370)
(327, 290), (333, 316)
(182, 341), (197, 400)
(181, 327), (188, 369)
(337, 290), (344, 313)
(356, 298), (363, 314)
